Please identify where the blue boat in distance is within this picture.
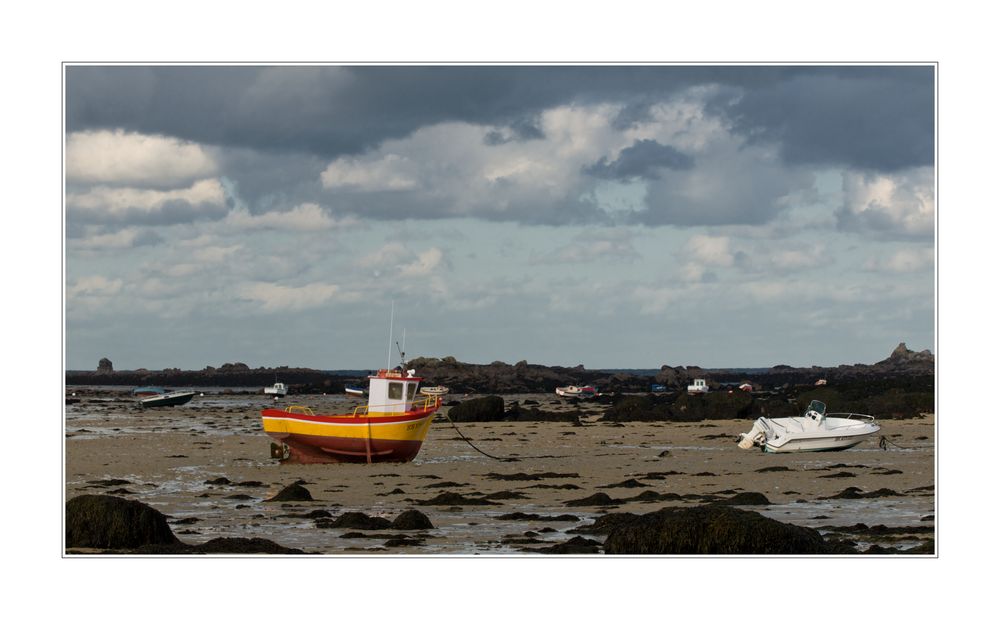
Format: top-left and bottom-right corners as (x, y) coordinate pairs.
(650, 384), (667, 393)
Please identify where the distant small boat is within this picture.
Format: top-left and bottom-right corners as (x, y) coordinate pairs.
(687, 378), (709, 395)
(815, 378), (828, 386)
(555, 385), (597, 398)
(140, 391), (196, 408)
(264, 382), (288, 397)
(650, 384), (667, 393)
(345, 385), (368, 397)
(420, 386), (449, 396)
(131, 386), (166, 397)
(739, 383), (753, 392)
(737, 399), (880, 453)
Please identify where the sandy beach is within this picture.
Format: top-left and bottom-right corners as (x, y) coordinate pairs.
(65, 390), (935, 554)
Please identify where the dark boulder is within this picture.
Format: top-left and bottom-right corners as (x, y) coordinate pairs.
(66, 494), (179, 549)
(602, 395), (671, 422)
(447, 396), (506, 422)
(330, 512), (393, 530)
(265, 482), (313, 502)
(712, 492), (771, 506)
(603, 505), (835, 554)
(536, 536), (602, 554)
(97, 358), (114, 373)
(392, 509), (435, 530)
(566, 492), (621, 507)
(182, 537), (306, 554)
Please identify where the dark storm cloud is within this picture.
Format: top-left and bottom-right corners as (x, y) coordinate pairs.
(718, 66), (934, 172)
(66, 65), (933, 171)
(584, 139), (694, 180)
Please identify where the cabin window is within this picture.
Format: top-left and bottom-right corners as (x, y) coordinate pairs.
(388, 382), (403, 400)
(407, 382), (418, 400)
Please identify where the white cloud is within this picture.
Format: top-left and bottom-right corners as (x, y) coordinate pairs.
(399, 247), (445, 277)
(66, 129), (217, 187)
(530, 229), (641, 264)
(684, 234), (734, 267)
(321, 153), (421, 191)
(865, 247), (935, 273)
(67, 275), (123, 299)
(237, 281), (355, 312)
(67, 178), (226, 221)
(225, 202), (356, 232)
(839, 167), (934, 238)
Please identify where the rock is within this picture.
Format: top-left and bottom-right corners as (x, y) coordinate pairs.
(602, 395), (671, 422)
(447, 396), (506, 422)
(566, 492), (620, 507)
(66, 494), (179, 549)
(180, 537), (306, 554)
(392, 510), (435, 530)
(603, 506), (837, 554)
(330, 512), (393, 530)
(416, 492), (501, 506)
(97, 358), (114, 373)
(265, 482), (313, 502)
(536, 536), (602, 554)
(712, 492), (771, 506)
(571, 512), (640, 535)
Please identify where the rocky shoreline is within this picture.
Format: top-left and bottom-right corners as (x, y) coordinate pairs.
(67, 343), (934, 419)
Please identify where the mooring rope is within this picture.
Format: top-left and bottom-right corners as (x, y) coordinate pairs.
(442, 411), (520, 462)
(878, 435), (912, 450)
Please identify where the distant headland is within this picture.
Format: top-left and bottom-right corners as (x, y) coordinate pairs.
(67, 342), (933, 394)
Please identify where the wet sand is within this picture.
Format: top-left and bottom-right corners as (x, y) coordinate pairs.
(65, 391), (935, 554)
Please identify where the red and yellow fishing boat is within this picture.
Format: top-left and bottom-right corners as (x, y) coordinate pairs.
(261, 367), (441, 464)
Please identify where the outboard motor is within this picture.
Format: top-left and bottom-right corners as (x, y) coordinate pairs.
(737, 418), (770, 450)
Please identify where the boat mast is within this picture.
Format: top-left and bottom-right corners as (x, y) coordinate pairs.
(386, 301), (395, 371)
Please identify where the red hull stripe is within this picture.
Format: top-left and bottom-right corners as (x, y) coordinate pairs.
(261, 408), (435, 425)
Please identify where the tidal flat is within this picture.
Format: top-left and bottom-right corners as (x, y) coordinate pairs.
(65, 390), (935, 555)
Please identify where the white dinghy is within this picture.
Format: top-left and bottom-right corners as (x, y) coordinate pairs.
(737, 400), (880, 453)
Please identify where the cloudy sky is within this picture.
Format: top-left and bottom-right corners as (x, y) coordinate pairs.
(64, 65), (935, 371)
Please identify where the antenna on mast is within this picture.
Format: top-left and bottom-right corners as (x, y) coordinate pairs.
(386, 301), (395, 370)
(396, 328), (407, 369)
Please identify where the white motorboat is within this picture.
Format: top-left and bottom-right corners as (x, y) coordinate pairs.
(737, 400), (880, 453)
(420, 386), (449, 396)
(140, 391), (196, 408)
(687, 378), (709, 395)
(264, 382), (288, 397)
(555, 385), (597, 398)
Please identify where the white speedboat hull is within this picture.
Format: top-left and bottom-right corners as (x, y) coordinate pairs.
(738, 400), (880, 453)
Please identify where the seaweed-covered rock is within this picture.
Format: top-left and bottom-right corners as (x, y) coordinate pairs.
(265, 482), (313, 502)
(416, 492), (500, 506)
(330, 512), (393, 530)
(603, 505), (835, 554)
(446, 396), (506, 422)
(536, 536), (602, 554)
(392, 509), (435, 530)
(66, 494), (179, 549)
(505, 402), (580, 422)
(565, 492), (621, 507)
(712, 492), (771, 506)
(182, 537), (306, 554)
(602, 395), (672, 422)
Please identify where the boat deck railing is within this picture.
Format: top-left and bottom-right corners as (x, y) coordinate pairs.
(824, 412), (877, 423)
(282, 396), (441, 418)
(351, 395), (441, 417)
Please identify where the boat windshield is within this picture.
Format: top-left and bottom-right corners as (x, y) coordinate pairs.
(807, 400), (826, 415)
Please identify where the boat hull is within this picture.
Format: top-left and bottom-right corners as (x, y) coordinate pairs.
(261, 407), (437, 464)
(140, 392), (195, 408)
(763, 432), (877, 453)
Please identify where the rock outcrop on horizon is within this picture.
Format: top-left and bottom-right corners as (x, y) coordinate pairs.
(66, 343), (933, 402)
